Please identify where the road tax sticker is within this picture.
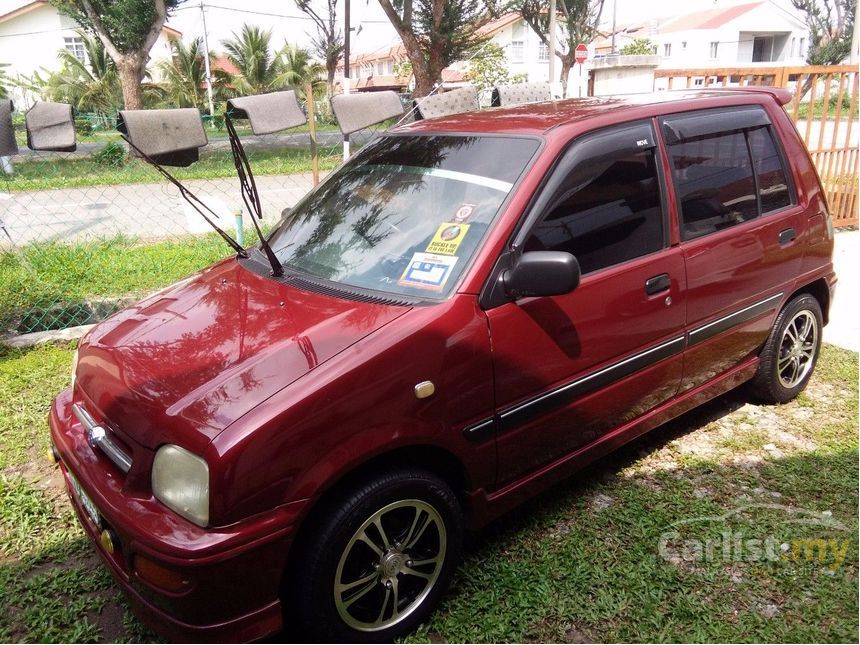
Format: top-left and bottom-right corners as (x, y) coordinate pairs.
(399, 252), (459, 291)
(426, 222), (470, 255)
(453, 203), (476, 222)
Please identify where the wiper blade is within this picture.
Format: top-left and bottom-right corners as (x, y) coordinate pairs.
(120, 135), (248, 258)
(224, 115), (284, 277)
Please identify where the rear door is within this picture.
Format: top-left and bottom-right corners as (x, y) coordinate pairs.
(659, 105), (804, 391)
(486, 120), (687, 485)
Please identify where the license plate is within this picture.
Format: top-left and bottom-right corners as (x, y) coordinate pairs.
(68, 473), (101, 528)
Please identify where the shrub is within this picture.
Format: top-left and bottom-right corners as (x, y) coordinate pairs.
(92, 141), (127, 167)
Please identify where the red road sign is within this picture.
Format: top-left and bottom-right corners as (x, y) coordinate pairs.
(575, 43), (588, 64)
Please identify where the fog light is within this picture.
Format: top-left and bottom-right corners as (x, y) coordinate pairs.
(133, 555), (189, 592)
(99, 528), (116, 554)
(47, 445), (59, 464)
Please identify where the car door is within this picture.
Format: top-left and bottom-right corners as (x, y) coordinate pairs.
(484, 120), (687, 486)
(659, 106), (805, 392)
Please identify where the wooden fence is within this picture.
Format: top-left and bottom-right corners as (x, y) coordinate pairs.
(655, 65), (858, 228)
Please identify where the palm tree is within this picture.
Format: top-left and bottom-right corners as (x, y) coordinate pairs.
(0, 63), (11, 100)
(221, 25), (285, 95)
(23, 33), (122, 115)
(279, 43), (325, 100)
(157, 37), (218, 110)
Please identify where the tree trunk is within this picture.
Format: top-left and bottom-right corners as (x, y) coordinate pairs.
(411, 64), (435, 97)
(117, 56), (146, 110)
(560, 58), (573, 97)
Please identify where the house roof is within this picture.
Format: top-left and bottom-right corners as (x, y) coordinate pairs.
(477, 12), (522, 37)
(659, 2), (764, 32)
(212, 56), (240, 76)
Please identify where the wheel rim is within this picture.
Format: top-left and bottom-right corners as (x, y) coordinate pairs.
(777, 310), (818, 388)
(334, 499), (446, 632)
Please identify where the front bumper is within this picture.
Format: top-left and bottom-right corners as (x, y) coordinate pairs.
(49, 388), (305, 642)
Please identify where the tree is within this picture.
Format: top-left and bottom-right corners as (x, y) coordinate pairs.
(519, 0), (605, 95)
(280, 44), (326, 100)
(0, 64), (12, 100)
(294, 0), (343, 97)
(158, 36), (217, 110)
(50, 0), (181, 110)
(222, 25), (285, 95)
(465, 42), (511, 93)
(620, 38), (656, 55)
(791, 0), (856, 64)
(376, 0), (505, 97)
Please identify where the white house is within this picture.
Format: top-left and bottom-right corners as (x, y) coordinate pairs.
(597, 1), (808, 67)
(0, 0), (180, 107)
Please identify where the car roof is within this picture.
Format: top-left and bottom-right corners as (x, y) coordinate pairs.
(391, 88), (791, 136)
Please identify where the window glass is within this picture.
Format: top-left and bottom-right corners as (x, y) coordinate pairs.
(667, 130), (757, 240)
(748, 126), (792, 212)
(268, 135), (539, 298)
(524, 149), (664, 274)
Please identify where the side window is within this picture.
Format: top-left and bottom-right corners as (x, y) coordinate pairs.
(523, 146), (665, 275)
(667, 130), (758, 240)
(748, 126), (793, 213)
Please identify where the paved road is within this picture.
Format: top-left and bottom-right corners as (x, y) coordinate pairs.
(824, 229), (858, 352)
(0, 173), (316, 245)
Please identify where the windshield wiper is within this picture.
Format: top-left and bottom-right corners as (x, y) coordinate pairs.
(224, 115), (284, 277)
(119, 135), (248, 258)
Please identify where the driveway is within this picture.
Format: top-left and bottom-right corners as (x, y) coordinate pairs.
(824, 228), (859, 352)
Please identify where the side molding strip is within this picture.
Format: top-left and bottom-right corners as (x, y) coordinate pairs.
(497, 336), (686, 433)
(687, 292), (783, 347)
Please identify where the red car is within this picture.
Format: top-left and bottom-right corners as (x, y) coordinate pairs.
(49, 88), (835, 642)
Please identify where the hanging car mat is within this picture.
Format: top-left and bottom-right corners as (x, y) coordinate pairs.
(25, 101), (76, 152)
(415, 86), (480, 120)
(227, 91), (307, 135)
(330, 91), (403, 135)
(492, 82), (552, 107)
(117, 108), (208, 167)
(0, 99), (18, 157)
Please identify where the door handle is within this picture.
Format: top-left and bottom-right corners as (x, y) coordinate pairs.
(778, 227), (797, 245)
(645, 273), (671, 295)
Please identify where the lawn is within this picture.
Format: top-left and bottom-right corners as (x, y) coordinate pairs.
(0, 343), (857, 642)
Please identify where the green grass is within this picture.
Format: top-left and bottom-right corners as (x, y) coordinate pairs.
(2, 146), (341, 192)
(0, 235), (234, 334)
(0, 343), (856, 642)
(793, 94), (859, 120)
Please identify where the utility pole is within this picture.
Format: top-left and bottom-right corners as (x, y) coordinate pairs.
(611, 0), (617, 54)
(199, 0), (216, 121)
(343, 0), (351, 160)
(548, 0), (556, 89)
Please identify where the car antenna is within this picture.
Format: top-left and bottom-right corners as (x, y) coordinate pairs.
(119, 134), (248, 259)
(223, 113), (284, 277)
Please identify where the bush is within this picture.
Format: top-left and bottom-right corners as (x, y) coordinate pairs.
(92, 141), (127, 168)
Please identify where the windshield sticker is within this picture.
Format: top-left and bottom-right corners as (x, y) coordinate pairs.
(426, 222), (470, 255)
(453, 203), (476, 222)
(399, 252), (459, 291)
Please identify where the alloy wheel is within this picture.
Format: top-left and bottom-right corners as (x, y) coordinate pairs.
(777, 309), (818, 388)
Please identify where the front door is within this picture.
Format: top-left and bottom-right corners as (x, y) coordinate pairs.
(486, 121), (687, 486)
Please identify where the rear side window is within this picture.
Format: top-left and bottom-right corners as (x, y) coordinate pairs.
(523, 124), (665, 275)
(663, 108), (794, 240)
(748, 126), (792, 213)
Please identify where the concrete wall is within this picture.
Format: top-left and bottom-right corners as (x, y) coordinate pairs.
(591, 55), (659, 96)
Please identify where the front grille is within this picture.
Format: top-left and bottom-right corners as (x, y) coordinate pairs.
(71, 404), (133, 474)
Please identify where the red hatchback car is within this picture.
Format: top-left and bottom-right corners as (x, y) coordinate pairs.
(50, 89), (835, 642)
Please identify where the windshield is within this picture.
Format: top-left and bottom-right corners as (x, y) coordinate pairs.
(268, 134), (540, 298)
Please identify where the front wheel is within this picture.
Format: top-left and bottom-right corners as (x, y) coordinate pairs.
(750, 293), (823, 404)
(288, 468), (463, 642)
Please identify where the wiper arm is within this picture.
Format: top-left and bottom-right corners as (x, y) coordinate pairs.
(120, 135), (248, 258)
(224, 115), (284, 277)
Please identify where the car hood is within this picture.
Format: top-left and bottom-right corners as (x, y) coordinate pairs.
(75, 258), (410, 449)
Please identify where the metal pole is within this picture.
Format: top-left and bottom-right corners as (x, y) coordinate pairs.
(611, 0), (617, 54)
(199, 0), (216, 121)
(548, 0), (556, 87)
(343, 0), (351, 160)
(851, 0), (859, 64)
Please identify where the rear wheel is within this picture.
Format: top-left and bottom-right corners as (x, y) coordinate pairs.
(751, 294), (822, 404)
(289, 468), (462, 642)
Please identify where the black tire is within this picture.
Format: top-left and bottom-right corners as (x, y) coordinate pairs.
(287, 467), (463, 642)
(750, 293), (823, 404)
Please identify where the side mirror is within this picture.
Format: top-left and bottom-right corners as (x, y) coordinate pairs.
(504, 251), (580, 299)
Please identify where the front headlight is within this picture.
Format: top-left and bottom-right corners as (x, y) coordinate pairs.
(70, 349), (79, 389)
(152, 444), (209, 527)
